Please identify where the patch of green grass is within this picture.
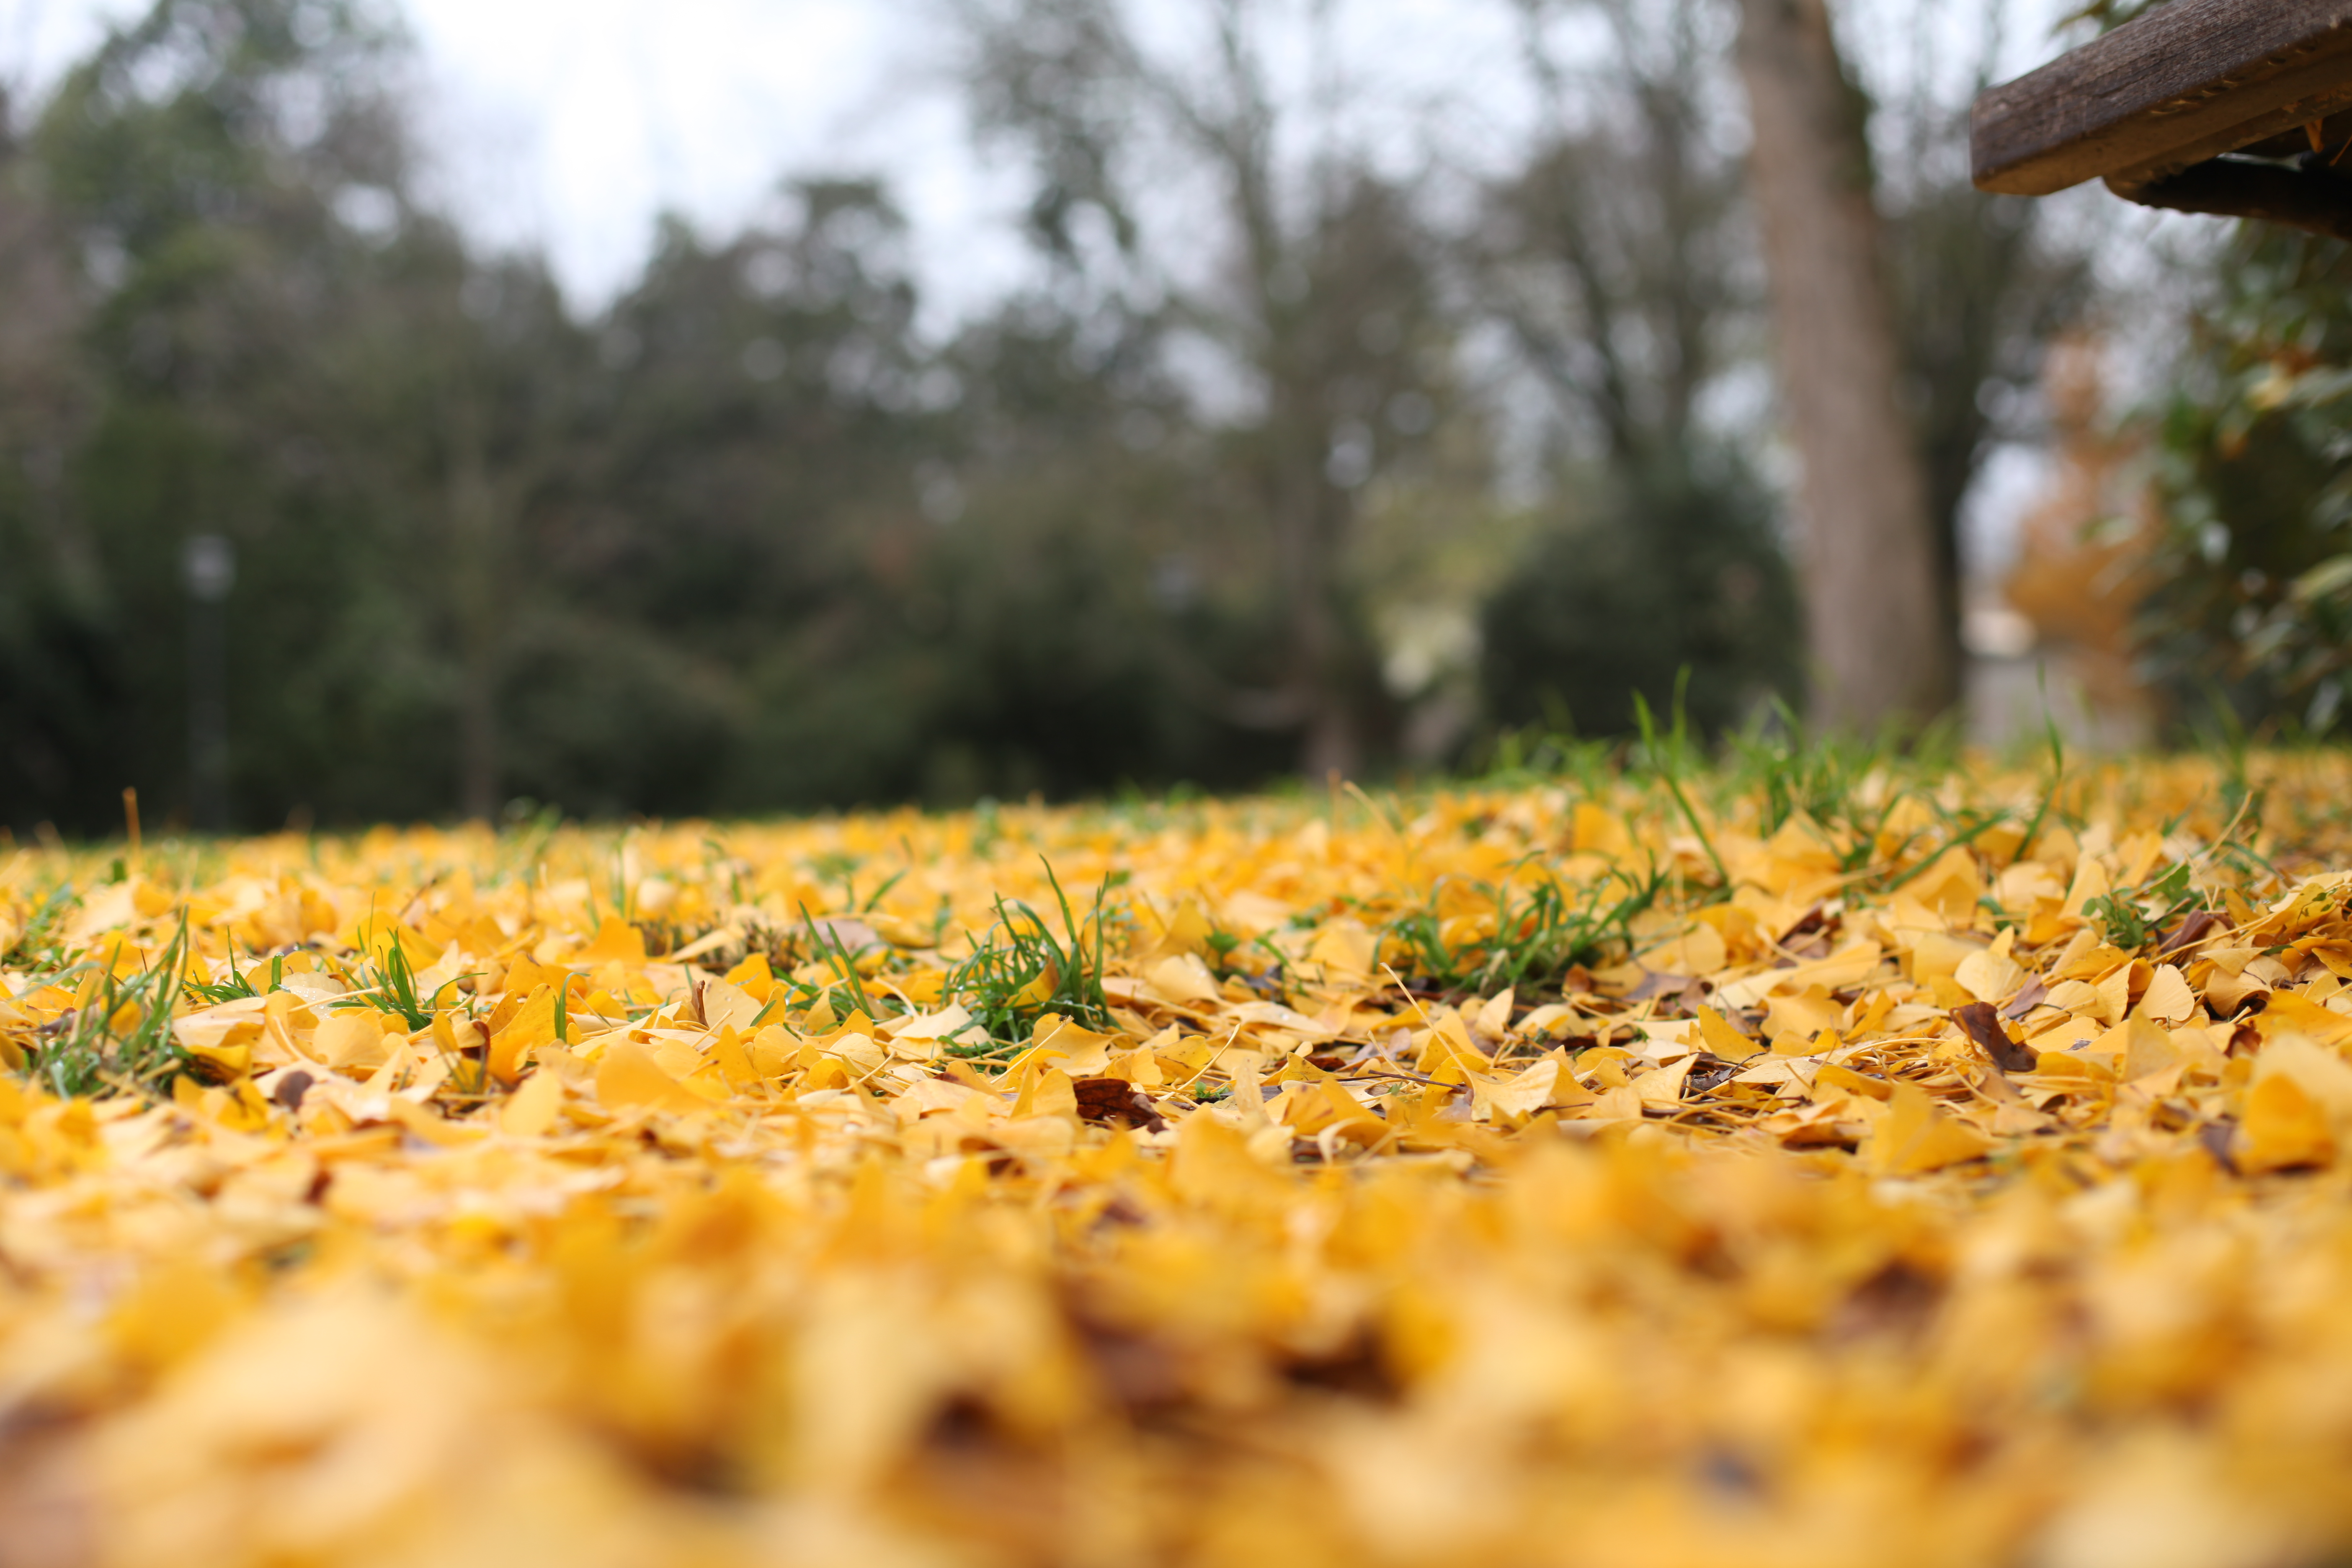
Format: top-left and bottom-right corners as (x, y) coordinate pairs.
(1712, 702), (2043, 895)
(942, 861), (1114, 1055)
(1633, 687), (1732, 892)
(494, 800), (565, 886)
(2086, 861), (2203, 952)
(184, 949), (284, 1004)
(35, 915), (196, 1096)
(2005, 672), (2074, 868)
(1386, 859), (1665, 997)
(3, 882), (79, 970)
(335, 930), (460, 1032)
(1718, 699), (1896, 845)
(793, 902), (883, 1023)
(1480, 722), (1617, 795)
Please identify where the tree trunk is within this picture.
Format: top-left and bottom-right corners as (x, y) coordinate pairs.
(1733, 0), (1957, 730)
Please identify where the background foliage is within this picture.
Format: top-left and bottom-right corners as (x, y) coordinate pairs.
(2138, 230), (2352, 738)
(0, 0), (2098, 833)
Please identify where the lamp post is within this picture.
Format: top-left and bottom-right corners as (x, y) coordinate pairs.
(182, 533), (235, 833)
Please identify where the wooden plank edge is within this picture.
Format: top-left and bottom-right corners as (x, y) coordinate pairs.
(1973, 0), (2352, 196)
(2107, 74), (2352, 192)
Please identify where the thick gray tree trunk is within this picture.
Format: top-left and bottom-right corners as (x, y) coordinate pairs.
(1734, 0), (1957, 730)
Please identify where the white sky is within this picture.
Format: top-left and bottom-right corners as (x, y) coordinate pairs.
(5, 0), (2085, 315)
(397, 0), (1054, 317)
(2, 0), (1558, 317)
(4, 0), (1023, 312)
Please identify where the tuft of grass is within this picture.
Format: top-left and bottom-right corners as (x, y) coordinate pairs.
(4, 882), (80, 969)
(1633, 686), (1732, 893)
(942, 861), (1114, 1056)
(494, 801), (565, 886)
(2086, 861), (2203, 951)
(184, 948), (284, 1004)
(2006, 670), (2072, 868)
(1873, 803), (2022, 894)
(335, 931), (458, 1032)
(36, 915), (196, 1096)
(1480, 722), (1617, 795)
(1719, 698), (1893, 845)
(1386, 860), (1665, 998)
(805, 851), (910, 919)
(795, 902), (882, 1023)
(1714, 703), (2037, 896)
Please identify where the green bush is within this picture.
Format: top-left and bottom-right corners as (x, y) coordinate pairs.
(1479, 462), (1802, 740)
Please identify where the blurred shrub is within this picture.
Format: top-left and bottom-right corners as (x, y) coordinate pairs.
(2139, 228), (2352, 735)
(1478, 462), (1801, 740)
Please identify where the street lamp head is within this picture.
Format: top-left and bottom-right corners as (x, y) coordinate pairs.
(183, 534), (236, 603)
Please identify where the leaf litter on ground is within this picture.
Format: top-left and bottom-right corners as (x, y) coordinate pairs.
(5, 750), (2352, 1565)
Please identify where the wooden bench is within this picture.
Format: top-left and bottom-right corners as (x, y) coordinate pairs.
(1972, 0), (2352, 238)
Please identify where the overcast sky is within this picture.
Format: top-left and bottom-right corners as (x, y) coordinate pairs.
(5, 0), (1008, 308)
(5, 0), (2084, 315)
(3, 0), (1564, 316)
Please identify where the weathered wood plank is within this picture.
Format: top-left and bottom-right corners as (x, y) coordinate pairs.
(1972, 0), (2352, 197)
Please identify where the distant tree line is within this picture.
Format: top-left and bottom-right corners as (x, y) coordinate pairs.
(0, 0), (2084, 834)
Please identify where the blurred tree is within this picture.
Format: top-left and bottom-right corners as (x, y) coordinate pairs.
(2043, 0), (2352, 738)
(1871, 5), (2097, 699)
(1483, 465), (1801, 739)
(1477, 0), (2084, 747)
(583, 190), (930, 654)
(573, 187), (945, 812)
(2001, 333), (2158, 744)
(1485, 0), (1745, 477)
(1475, 0), (1802, 739)
(953, 0), (1455, 778)
(323, 232), (615, 820)
(1734, 0), (1951, 729)
(4, 0), (1323, 831)
(913, 299), (1299, 801)
(571, 185), (1283, 810)
(0, 88), (113, 830)
(18, 0), (463, 832)
(13, 0), (724, 829)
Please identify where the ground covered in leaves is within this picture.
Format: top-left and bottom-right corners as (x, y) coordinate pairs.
(7, 748), (2352, 1567)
